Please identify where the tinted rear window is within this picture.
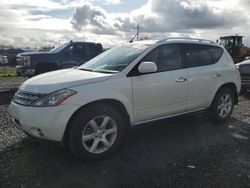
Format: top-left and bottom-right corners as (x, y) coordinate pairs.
(208, 46), (224, 63)
(184, 44), (214, 68)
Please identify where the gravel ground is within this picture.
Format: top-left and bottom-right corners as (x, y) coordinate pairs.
(0, 77), (26, 92)
(1, 77), (250, 188)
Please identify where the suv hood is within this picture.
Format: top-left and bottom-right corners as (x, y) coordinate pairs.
(18, 51), (56, 63)
(19, 51), (53, 56)
(19, 69), (113, 93)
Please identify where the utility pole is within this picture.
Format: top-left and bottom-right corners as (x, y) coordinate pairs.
(136, 24), (139, 41)
(129, 23), (140, 43)
(2, 45), (6, 76)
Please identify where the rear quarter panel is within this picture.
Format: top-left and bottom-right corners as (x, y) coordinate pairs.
(219, 50), (241, 92)
(208, 50), (241, 105)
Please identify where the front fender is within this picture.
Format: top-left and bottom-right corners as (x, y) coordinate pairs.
(65, 77), (134, 122)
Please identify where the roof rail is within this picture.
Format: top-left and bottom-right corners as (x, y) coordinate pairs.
(157, 37), (216, 44)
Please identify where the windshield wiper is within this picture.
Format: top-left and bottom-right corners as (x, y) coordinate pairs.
(79, 68), (117, 74)
(92, 70), (117, 74)
(78, 68), (94, 72)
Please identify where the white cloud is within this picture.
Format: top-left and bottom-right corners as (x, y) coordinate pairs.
(71, 0), (248, 37)
(0, 0), (250, 48)
(104, 0), (123, 5)
(2, 0), (63, 9)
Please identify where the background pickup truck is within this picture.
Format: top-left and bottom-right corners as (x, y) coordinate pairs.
(16, 41), (103, 77)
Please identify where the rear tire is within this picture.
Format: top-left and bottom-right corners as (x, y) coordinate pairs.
(68, 104), (127, 161)
(208, 87), (235, 123)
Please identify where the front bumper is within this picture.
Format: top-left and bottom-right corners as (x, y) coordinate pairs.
(8, 101), (80, 142)
(16, 65), (35, 77)
(242, 80), (250, 92)
(0, 58), (8, 65)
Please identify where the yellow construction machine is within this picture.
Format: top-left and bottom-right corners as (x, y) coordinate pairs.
(220, 35), (250, 63)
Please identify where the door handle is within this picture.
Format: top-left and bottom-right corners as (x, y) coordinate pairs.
(176, 77), (187, 82)
(212, 73), (221, 78)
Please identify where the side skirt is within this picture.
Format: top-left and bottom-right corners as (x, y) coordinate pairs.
(131, 108), (206, 126)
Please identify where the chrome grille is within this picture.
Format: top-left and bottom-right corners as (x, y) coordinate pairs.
(13, 90), (44, 106)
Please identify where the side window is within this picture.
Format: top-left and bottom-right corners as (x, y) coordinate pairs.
(66, 45), (73, 55)
(72, 44), (85, 55)
(208, 46), (224, 63)
(142, 44), (182, 72)
(142, 48), (158, 63)
(88, 43), (102, 53)
(184, 45), (214, 67)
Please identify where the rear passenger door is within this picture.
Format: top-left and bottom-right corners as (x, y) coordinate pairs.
(183, 44), (223, 111)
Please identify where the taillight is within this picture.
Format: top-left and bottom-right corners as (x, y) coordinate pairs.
(235, 65), (240, 72)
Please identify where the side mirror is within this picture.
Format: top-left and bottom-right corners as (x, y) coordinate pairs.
(138, 62), (157, 74)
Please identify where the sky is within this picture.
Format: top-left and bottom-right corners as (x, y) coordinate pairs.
(0, 0), (250, 48)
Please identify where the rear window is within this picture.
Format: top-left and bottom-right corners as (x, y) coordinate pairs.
(184, 44), (214, 68)
(208, 46), (224, 63)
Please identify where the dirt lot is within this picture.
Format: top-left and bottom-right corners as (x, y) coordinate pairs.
(1, 77), (250, 188)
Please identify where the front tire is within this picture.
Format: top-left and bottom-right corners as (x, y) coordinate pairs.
(68, 104), (127, 161)
(208, 87), (235, 123)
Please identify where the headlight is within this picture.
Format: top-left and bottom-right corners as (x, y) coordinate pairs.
(32, 89), (77, 107)
(0, 56), (8, 65)
(22, 56), (31, 66)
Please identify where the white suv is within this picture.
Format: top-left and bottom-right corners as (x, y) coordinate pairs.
(8, 38), (241, 160)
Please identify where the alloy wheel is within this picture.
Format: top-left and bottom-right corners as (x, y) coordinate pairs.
(82, 116), (118, 154)
(217, 94), (232, 118)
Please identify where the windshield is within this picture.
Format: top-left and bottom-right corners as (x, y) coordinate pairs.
(50, 43), (69, 53)
(78, 44), (148, 74)
(220, 39), (233, 48)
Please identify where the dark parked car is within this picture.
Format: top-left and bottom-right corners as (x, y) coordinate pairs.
(16, 41), (103, 77)
(236, 60), (250, 93)
(0, 48), (25, 66)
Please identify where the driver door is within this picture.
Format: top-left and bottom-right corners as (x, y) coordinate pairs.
(131, 44), (188, 123)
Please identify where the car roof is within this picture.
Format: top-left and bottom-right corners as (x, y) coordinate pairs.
(131, 38), (222, 48)
(128, 40), (158, 45)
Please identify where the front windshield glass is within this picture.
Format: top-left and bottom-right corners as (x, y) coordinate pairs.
(78, 44), (148, 74)
(50, 43), (69, 53)
(220, 39), (233, 48)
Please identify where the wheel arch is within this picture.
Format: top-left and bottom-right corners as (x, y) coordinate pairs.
(212, 82), (238, 106)
(62, 99), (131, 145)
